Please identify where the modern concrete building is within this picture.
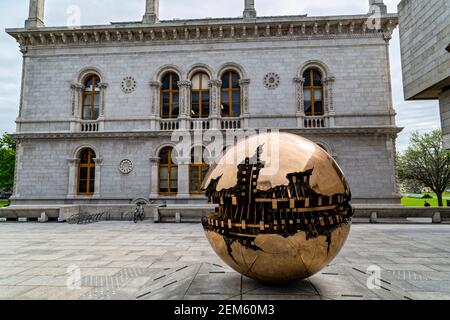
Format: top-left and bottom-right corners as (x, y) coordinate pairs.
(4, 0), (401, 210)
(398, 0), (450, 149)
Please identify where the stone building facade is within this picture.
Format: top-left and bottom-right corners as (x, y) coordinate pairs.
(6, 0), (401, 207)
(398, 0), (450, 149)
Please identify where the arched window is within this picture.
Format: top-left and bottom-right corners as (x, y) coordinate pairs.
(191, 73), (210, 118)
(190, 146), (210, 194)
(82, 75), (100, 120)
(159, 147), (178, 194)
(161, 72), (180, 119)
(78, 148), (96, 195)
(303, 68), (324, 116)
(221, 71), (241, 117)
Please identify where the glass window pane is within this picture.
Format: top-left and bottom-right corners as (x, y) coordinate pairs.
(232, 91), (241, 116)
(221, 91), (230, 117)
(190, 167), (200, 192)
(314, 89), (322, 101)
(80, 168), (88, 180)
(159, 167), (169, 192)
(159, 148), (170, 164)
(191, 92), (199, 117)
(171, 74), (179, 89)
(303, 70), (311, 86)
(314, 101), (323, 114)
(221, 73), (230, 89)
(85, 78), (93, 91)
(89, 179), (95, 193)
(304, 89), (311, 101)
(162, 74), (171, 90)
(83, 106), (91, 120)
(231, 72), (240, 88)
(172, 93), (179, 118)
(313, 70), (322, 86)
(305, 101), (312, 115)
(191, 74), (200, 90)
(162, 93), (170, 118)
(94, 94), (99, 106)
(79, 180), (87, 193)
(201, 74), (210, 90)
(93, 106), (99, 120)
(170, 167), (178, 191)
(202, 91), (210, 117)
(80, 150), (88, 163)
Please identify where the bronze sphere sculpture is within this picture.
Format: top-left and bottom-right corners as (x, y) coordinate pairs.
(201, 132), (353, 283)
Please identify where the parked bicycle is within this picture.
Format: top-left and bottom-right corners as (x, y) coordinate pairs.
(133, 204), (145, 223)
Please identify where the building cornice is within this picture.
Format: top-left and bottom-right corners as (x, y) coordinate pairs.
(6, 14), (398, 51)
(10, 127), (403, 141)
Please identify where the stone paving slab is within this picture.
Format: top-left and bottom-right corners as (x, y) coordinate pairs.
(0, 222), (450, 300)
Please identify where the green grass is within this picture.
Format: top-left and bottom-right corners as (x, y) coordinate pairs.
(401, 193), (450, 207)
(0, 200), (9, 208)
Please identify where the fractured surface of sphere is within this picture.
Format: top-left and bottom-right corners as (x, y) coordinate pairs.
(202, 133), (353, 283)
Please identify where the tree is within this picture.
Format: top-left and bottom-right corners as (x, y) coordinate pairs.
(0, 133), (16, 192)
(398, 130), (450, 207)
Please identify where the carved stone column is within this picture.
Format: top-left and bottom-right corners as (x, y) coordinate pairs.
(98, 82), (108, 131)
(149, 157), (160, 198)
(70, 83), (83, 132)
(177, 156), (191, 199)
(177, 80), (191, 130)
(92, 158), (103, 198)
(293, 77), (305, 128)
(209, 79), (222, 129)
(67, 158), (80, 198)
(150, 81), (162, 130)
(322, 76), (335, 127)
(239, 79), (251, 129)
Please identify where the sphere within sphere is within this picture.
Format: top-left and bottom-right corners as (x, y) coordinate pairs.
(202, 133), (353, 283)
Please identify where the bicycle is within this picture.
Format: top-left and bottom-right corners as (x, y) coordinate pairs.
(133, 204), (145, 223)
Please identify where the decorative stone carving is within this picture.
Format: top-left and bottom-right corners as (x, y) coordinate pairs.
(9, 16), (398, 48)
(293, 77), (305, 114)
(177, 80), (192, 116)
(239, 79), (251, 114)
(208, 79), (222, 115)
(70, 83), (84, 117)
(119, 159), (134, 174)
(264, 73), (280, 90)
(322, 76), (335, 113)
(150, 81), (162, 116)
(121, 76), (137, 94)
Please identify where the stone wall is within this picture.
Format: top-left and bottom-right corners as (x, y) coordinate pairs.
(398, 0), (450, 99)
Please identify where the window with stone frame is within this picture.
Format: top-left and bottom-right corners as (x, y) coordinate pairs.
(303, 68), (324, 116)
(221, 70), (241, 117)
(189, 146), (209, 194)
(191, 73), (210, 118)
(82, 75), (100, 120)
(161, 72), (180, 119)
(159, 147), (178, 194)
(78, 148), (96, 195)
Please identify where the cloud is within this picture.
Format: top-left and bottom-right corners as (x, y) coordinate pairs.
(0, 0), (441, 152)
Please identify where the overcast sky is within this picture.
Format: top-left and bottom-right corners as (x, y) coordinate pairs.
(0, 0), (441, 151)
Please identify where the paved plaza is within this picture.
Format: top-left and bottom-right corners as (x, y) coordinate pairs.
(0, 222), (450, 300)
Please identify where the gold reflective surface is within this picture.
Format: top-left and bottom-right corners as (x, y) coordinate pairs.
(202, 132), (352, 283)
(203, 132), (350, 196)
(205, 223), (351, 283)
